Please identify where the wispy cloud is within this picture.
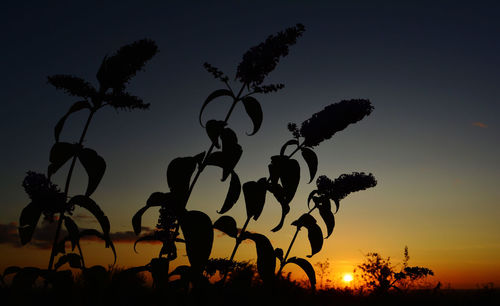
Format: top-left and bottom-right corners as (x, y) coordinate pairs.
(0, 222), (158, 249)
(472, 122), (487, 128)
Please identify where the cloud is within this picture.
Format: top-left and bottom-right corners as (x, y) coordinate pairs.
(472, 122), (487, 128)
(0, 221), (159, 249)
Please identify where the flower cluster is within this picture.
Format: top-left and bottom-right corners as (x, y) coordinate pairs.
(22, 171), (67, 221)
(316, 172), (377, 203)
(252, 83), (285, 93)
(96, 39), (159, 93)
(287, 122), (301, 138)
(103, 92), (150, 111)
(236, 24), (305, 87)
(298, 99), (374, 147)
(47, 75), (96, 98)
(203, 62), (229, 83)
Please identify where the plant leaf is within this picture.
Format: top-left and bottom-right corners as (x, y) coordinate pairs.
(280, 139), (299, 156)
(54, 253), (81, 270)
(291, 214), (323, 257)
(307, 190), (319, 209)
(301, 147), (318, 184)
(166, 156), (198, 197)
(275, 248), (284, 263)
(79, 229), (116, 264)
(241, 232), (276, 282)
(218, 171), (241, 214)
(317, 198), (335, 238)
(285, 257), (316, 289)
(63, 216), (80, 251)
(205, 120), (226, 149)
(180, 210), (213, 274)
(18, 202), (42, 245)
(55, 101), (91, 142)
(281, 158), (300, 201)
(133, 234), (159, 253)
(77, 148), (106, 196)
(68, 195), (110, 235)
(213, 215), (238, 238)
(132, 205), (149, 235)
(146, 192), (171, 207)
(199, 89), (233, 127)
(242, 96), (263, 135)
(243, 178), (267, 221)
(48, 142), (79, 178)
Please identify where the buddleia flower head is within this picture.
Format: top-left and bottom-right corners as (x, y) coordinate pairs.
(236, 24), (305, 87)
(298, 99), (374, 147)
(22, 171), (67, 221)
(316, 172), (377, 204)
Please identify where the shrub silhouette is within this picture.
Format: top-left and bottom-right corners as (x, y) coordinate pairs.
(355, 246), (434, 294)
(129, 23), (377, 290)
(8, 39), (158, 288)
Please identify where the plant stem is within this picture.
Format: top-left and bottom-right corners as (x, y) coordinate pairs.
(48, 110), (96, 271)
(219, 216), (251, 283)
(185, 84), (247, 203)
(277, 205), (317, 276)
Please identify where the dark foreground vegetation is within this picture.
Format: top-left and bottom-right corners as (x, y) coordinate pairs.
(1, 265), (498, 306)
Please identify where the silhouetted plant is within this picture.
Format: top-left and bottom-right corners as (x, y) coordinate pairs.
(355, 246), (434, 294)
(214, 101), (376, 286)
(9, 39), (157, 287)
(274, 172), (377, 289)
(130, 24), (305, 288)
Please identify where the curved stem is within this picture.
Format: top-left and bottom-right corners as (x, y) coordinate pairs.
(185, 83), (247, 204)
(277, 205), (317, 276)
(48, 109), (96, 271)
(219, 216), (251, 284)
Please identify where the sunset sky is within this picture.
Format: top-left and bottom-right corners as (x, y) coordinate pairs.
(1, 1), (499, 289)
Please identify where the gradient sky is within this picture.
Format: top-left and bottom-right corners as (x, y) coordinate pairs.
(1, 1), (499, 289)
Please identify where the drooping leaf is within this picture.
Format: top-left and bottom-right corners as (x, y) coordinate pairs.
(205, 147), (242, 182)
(166, 156), (198, 196)
(243, 178), (267, 220)
(280, 139), (299, 156)
(267, 183), (290, 232)
(307, 190), (319, 209)
(281, 158), (300, 201)
(218, 171), (241, 214)
(133, 234), (159, 253)
(64, 216), (80, 251)
(301, 147), (318, 184)
(199, 89), (233, 127)
(291, 214), (323, 257)
(68, 195), (110, 235)
(285, 257), (316, 289)
(132, 206), (149, 235)
(317, 198), (335, 238)
(48, 142), (79, 178)
(77, 148), (106, 196)
(241, 232), (276, 282)
(241, 96), (263, 135)
(213, 215), (237, 238)
(54, 101), (92, 142)
(180, 210), (213, 274)
(54, 253), (82, 270)
(18, 202), (42, 245)
(205, 120), (226, 149)
(79, 229), (116, 264)
(146, 192), (171, 207)
(333, 198), (340, 214)
(275, 248), (284, 262)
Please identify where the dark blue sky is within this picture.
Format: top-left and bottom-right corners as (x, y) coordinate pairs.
(1, 1), (499, 287)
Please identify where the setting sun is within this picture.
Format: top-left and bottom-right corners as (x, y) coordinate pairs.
(343, 274), (354, 283)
